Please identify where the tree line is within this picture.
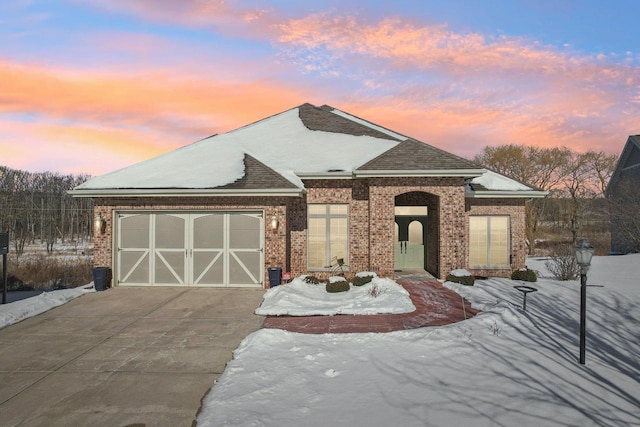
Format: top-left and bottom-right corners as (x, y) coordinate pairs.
(473, 145), (619, 255)
(0, 165), (92, 257)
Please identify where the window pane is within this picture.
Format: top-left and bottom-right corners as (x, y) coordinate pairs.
(469, 217), (488, 266)
(308, 217), (326, 268)
(330, 205), (348, 215)
(329, 218), (348, 263)
(490, 217), (509, 266)
(308, 205), (326, 215)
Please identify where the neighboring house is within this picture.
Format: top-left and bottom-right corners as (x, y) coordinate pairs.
(71, 103), (547, 288)
(606, 135), (640, 254)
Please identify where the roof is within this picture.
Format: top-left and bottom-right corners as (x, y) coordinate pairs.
(71, 103), (543, 198)
(606, 135), (640, 196)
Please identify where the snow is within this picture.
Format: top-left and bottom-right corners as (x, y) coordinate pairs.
(0, 284), (94, 329)
(470, 169), (532, 191)
(76, 107), (400, 190)
(255, 275), (415, 316)
(198, 254), (640, 426)
(449, 268), (471, 277)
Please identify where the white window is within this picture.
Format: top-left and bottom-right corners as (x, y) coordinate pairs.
(469, 216), (510, 268)
(308, 204), (348, 269)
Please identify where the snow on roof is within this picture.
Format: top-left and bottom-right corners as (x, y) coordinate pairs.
(469, 170), (533, 191)
(77, 107), (400, 190)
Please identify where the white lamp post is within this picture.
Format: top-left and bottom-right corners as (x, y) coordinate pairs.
(574, 237), (594, 365)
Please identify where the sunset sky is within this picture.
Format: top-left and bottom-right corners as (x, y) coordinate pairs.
(1, 0), (639, 176)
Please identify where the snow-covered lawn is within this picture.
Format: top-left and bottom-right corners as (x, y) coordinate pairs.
(255, 274), (415, 316)
(198, 255), (640, 426)
(0, 285), (94, 329)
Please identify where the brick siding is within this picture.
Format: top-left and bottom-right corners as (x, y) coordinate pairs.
(94, 179), (524, 288)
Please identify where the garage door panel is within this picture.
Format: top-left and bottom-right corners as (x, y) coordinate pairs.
(155, 251), (185, 285)
(193, 251), (224, 285)
(193, 214), (224, 249)
(229, 251), (261, 285)
(155, 214), (186, 249)
(120, 214), (150, 248)
(229, 214), (261, 249)
(119, 251), (150, 284)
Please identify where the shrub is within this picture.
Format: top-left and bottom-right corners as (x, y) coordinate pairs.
(445, 273), (475, 286)
(351, 275), (374, 287)
(304, 275), (320, 285)
(326, 280), (350, 293)
(545, 244), (580, 280)
(511, 268), (537, 282)
(4, 255), (92, 290)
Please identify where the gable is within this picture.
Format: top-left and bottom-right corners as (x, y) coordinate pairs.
(357, 139), (480, 171)
(607, 135), (640, 196)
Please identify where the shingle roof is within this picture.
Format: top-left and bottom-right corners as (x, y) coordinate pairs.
(219, 154), (298, 190)
(357, 138), (479, 171)
(72, 103), (542, 198)
(298, 103), (400, 141)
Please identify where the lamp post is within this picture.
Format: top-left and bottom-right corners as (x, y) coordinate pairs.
(574, 237), (594, 365)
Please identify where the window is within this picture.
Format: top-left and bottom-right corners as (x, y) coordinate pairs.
(308, 204), (349, 269)
(469, 216), (510, 267)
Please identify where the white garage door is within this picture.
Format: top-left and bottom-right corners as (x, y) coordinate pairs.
(116, 212), (264, 287)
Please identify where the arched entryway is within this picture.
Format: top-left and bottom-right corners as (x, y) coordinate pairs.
(394, 192), (440, 276)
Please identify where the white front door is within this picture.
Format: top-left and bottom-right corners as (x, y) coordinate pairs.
(117, 212), (263, 287)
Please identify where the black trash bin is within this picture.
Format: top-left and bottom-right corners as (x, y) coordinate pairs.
(92, 267), (111, 291)
(267, 267), (282, 287)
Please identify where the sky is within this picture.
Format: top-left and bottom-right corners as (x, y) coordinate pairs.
(1, 0), (639, 176)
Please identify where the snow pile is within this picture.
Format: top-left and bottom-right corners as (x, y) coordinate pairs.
(0, 285), (94, 329)
(199, 254), (640, 426)
(449, 268), (472, 277)
(255, 275), (415, 316)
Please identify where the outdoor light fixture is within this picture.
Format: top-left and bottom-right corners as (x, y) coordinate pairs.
(270, 215), (278, 231)
(574, 237), (594, 365)
(94, 214), (106, 235)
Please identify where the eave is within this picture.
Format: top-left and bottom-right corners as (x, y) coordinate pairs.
(68, 188), (305, 198)
(354, 168), (486, 178)
(466, 190), (549, 199)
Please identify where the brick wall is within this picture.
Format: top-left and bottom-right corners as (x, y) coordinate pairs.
(93, 181), (528, 287)
(368, 177), (467, 279)
(465, 198), (527, 278)
(93, 196), (290, 288)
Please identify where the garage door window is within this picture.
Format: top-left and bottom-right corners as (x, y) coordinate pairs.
(308, 204), (349, 269)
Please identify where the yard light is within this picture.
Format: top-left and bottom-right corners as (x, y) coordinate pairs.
(94, 214), (106, 235)
(574, 237), (594, 365)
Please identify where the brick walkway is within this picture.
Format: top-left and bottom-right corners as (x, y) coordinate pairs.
(261, 277), (479, 334)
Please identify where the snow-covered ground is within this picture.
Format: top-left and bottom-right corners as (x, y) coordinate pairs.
(198, 255), (640, 426)
(255, 274), (415, 316)
(0, 285), (94, 329)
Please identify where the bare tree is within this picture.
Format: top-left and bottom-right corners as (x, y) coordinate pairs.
(473, 145), (570, 254)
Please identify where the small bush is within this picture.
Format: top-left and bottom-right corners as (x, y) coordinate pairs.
(445, 273), (475, 286)
(351, 275), (374, 287)
(511, 268), (537, 282)
(326, 280), (350, 293)
(368, 283), (386, 298)
(545, 244), (580, 280)
(304, 275), (320, 285)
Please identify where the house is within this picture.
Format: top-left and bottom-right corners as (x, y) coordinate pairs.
(606, 135), (640, 254)
(71, 103), (547, 288)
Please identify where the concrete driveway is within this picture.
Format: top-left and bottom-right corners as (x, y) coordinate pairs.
(0, 287), (265, 427)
